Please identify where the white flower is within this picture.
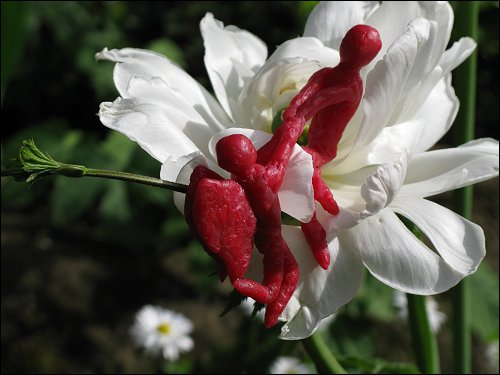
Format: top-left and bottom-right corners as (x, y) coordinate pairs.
(393, 291), (446, 333)
(486, 340), (499, 372)
(98, 1), (499, 340)
(269, 356), (314, 374)
(130, 305), (194, 361)
(276, 1), (498, 340)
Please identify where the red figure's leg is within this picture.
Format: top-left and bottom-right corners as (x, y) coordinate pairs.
(233, 232), (284, 304)
(264, 247), (300, 328)
(301, 212), (330, 270)
(312, 167), (339, 215)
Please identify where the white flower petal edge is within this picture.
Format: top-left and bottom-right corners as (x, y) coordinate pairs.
(208, 128), (315, 222)
(304, 1), (380, 50)
(279, 226), (364, 340)
(391, 198), (485, 276)
(400, 138), (500, 198)
(321, 152), (409, 232)
(96, 47), (230, 165)
(342, 209), (464, 294)
(99, 97), (204, 166)
(200, 13), (267, 120)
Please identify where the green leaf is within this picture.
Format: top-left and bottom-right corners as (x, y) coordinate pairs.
(340, 355), (420, 374)
(163, 356), (193, 374)
(147, 38), (186, 68)
(51, 175), (105, 224)
(344, 273), (396, 322)
(469, 262), (499, 340)
(1, 1), (30, 97)
(1, 176), (47, 210)
(99, 180), (131, 223)
(161, 216), (189, 244)
(100, 131), (137, 170)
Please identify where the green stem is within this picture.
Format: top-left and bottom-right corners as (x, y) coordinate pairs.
(302, 332), (347, 374)
(450, 2), (479, 373)
(406, 294), (441, 374)
(403, 220), (440, 373)
(84, 168), (187, 193)
(1, 138), (187, 194)
(1, 166), (188, 193)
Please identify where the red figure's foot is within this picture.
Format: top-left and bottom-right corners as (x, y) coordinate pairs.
(233, 278), (280, 304)
(264, 251), (300, 328)
(301, 213), (330, 269)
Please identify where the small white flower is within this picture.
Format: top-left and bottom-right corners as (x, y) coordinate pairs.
(130, 305), (194, 361)
(269, 356), (314, 374)
(393, 291), (446, 333)
(486, 340), (499, 372)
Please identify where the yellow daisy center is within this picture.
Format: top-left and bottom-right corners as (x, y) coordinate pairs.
(156, 323), (171, 335)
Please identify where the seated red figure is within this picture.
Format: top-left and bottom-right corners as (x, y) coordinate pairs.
(186, 120), (304, 329)
(184, 24), (382, 328)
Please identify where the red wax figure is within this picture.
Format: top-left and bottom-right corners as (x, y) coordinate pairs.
(258, 24), (382, 270)
(185, 127), (303, 328)
(216, 133), (301, 328)
(184, 24), (382, 329)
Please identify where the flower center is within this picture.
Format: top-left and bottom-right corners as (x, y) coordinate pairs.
(156, 323), (171, 335)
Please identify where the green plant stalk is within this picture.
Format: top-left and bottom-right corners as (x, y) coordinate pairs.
(302, 333), (347, 374)
(84, 168), (187, 193)
(406, 294), (441, 374)
(450, 2), (479, 373)
(1, 138), (188, 193)
(1, 165), (188, 193)
(404, 223), (441, 374)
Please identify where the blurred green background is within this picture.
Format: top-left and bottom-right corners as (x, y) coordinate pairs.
(1, 1), (498, 373)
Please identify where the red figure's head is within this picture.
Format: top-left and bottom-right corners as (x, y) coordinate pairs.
(216, 134), (257, 174)
(340, 24), (382, 69)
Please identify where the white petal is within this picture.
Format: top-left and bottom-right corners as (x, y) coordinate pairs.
(200, 13), (267, 119)
(171, 153), (212, 215)
(367, 1), (452, 60)
(391, 198), (485, 275)
(96, 47), (230, 129)
(355, 18), (435, 151)
(235, 58), (322, 131)
(352, 76), (458, 166)
(280, 149), (315, 222)
(321, 154), (408, 233)
(99, 98), (201, 164)
(345, 209), (464, 294)
(360, 152), (408, 214)
(439, 37), (476, 74)
(160, 151), (205, 182)
(267, 37), (339, 68)
(208, 128), (315, 222)
(279, 226), (364, 340)
(304, 1), (380, 49)
(400, 138), (499, 198)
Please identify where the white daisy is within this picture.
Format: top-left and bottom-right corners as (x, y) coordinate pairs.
(130, 305), (194, 361)
(269, 356), (314, 374)
(486, 340), (499, 372)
